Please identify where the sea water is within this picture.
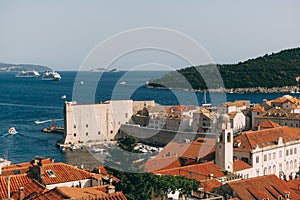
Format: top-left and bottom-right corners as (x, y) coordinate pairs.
(0, 71), (297, 164)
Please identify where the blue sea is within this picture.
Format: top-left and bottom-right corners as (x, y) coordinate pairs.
(0, 71), (298, 164)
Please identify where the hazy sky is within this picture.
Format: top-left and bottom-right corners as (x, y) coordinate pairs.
(0, 0), (299, 70)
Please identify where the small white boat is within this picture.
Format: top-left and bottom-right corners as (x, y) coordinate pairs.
(120, 81), (126, 85)
(8, 127), (17, 135)
(15, 70), (40, 78)
(61, 95), (67, 99)
(41, 70), (61, 81)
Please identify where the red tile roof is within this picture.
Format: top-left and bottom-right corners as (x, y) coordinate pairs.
(153, 161), (225, 182)
(2, 158), (54, 173)
(199, 179), (222, 193)
(226, 175), (299, 200)
(145, 137), (216, 172)
(252, 104), (265, 112)
(233, 126), (300, 152)
(33, 186), (127, 200)
(258, 120), (281, 129)
(37, 162), (92, 185)
(145, 156), (182, 172)
(284, 179), (300, 195)
(233, 160), (252, 172)
(0, 174), (46, 199)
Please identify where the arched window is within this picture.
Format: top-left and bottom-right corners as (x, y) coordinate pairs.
(268, 166), (271, 174)
(286, 161), (289, 170)
(290, 160), (293, 170)
(227, 132), (231, 142)
(295, 159), (297, 169)
(273, 165), (276, 174)
(264, 167), (267, 175)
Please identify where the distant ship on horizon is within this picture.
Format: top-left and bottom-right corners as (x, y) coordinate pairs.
(15, 70), (40, 78)
(41, 70), (61, 81)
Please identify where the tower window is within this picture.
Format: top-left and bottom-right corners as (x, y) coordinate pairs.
(74, 133), (76, 137)
(86, 124), (88, 128)
(98, 131), (100, 135)
(227, 132), (231, 142)
(86, 132), (88, 136)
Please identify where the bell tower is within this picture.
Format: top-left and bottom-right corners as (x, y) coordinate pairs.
(215, 114), (233, 172)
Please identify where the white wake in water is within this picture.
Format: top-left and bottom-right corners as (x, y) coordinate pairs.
(34, 118), (63, 124)
(0, 102), (60, 109)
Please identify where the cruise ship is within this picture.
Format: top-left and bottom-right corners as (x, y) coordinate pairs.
(15, 70), (40, 78)
(41, 70), (61, 81)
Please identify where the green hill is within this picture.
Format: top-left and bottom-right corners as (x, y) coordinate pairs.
(148, 47), (300, 90)
(0, 62), (51, 72)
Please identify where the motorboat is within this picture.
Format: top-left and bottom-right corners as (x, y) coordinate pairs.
(119, 81), (126, 85)
(41, 70), (61, 81)
(8, 127), (17, 135)
(15, 70), (40, 78)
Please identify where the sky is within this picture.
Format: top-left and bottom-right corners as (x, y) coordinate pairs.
(0, 0), (299, 71)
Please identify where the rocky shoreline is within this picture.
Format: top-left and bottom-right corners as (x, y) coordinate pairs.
(145, 85), (300, 93)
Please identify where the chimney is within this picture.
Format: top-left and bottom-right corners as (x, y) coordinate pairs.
(258, 125), (261, 131)
(0, 166), (2, 176)
(19, 187), (24, 200)
(106, 185), (115, 194)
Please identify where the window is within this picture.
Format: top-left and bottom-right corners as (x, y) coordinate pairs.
(256, 156), (259, 164)
(273, 152), (276, 159)
(268, 166), (271, 174)
(290, 149), (293, 155)
(74, 125), (76, 128)
(264, 167), (267, 175)
(86, 132), (88, 136)
(279, 150), (282, 158)
(286, 149), (289, 156)
(125, 113), (128, 118)
(294, 147), (297, 154)
(295, 159), (297, 169)
(264, 154), (267, 161)
(286, 161), (289, 170)
(290, 160), (293, 169)
(98, 131), (100, 135)
(268, 153), (271, 160)
(273, 165), (276, 174)
(279, 163), (282, 172)
(110, 130), (113, 134)
(242, 157), (248, 163)
(291, 123), (294, 127)
(46, 170), (56, 177)
(256, 169), (260, 176)
(86, 124), (88, 128)
(73, 133), (76, 137)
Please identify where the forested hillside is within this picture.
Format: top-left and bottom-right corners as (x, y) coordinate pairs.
(149, 47), (300, 89)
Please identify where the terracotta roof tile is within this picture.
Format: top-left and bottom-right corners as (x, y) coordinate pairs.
(153, 161), (225, 182)
(33, 186), (127, 200)
(38, 162), (92, 185)
(258, 120), (281, 129)
(226, 175), (299, 200)
(145, 138), (216, 172)
(199, 179), (222, 192)
(233, 126), (300, 152)
(233, 160), (252, 172)
(252, 104), (265, 112)
(0, 174), (46, 199)
(2, 158), (53, 171)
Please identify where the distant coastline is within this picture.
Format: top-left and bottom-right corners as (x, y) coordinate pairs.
(0, 62), (51, 72)
(145, 85), (300, 93)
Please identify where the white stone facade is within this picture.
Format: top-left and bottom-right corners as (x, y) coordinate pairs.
(63, 100), (155, 145)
